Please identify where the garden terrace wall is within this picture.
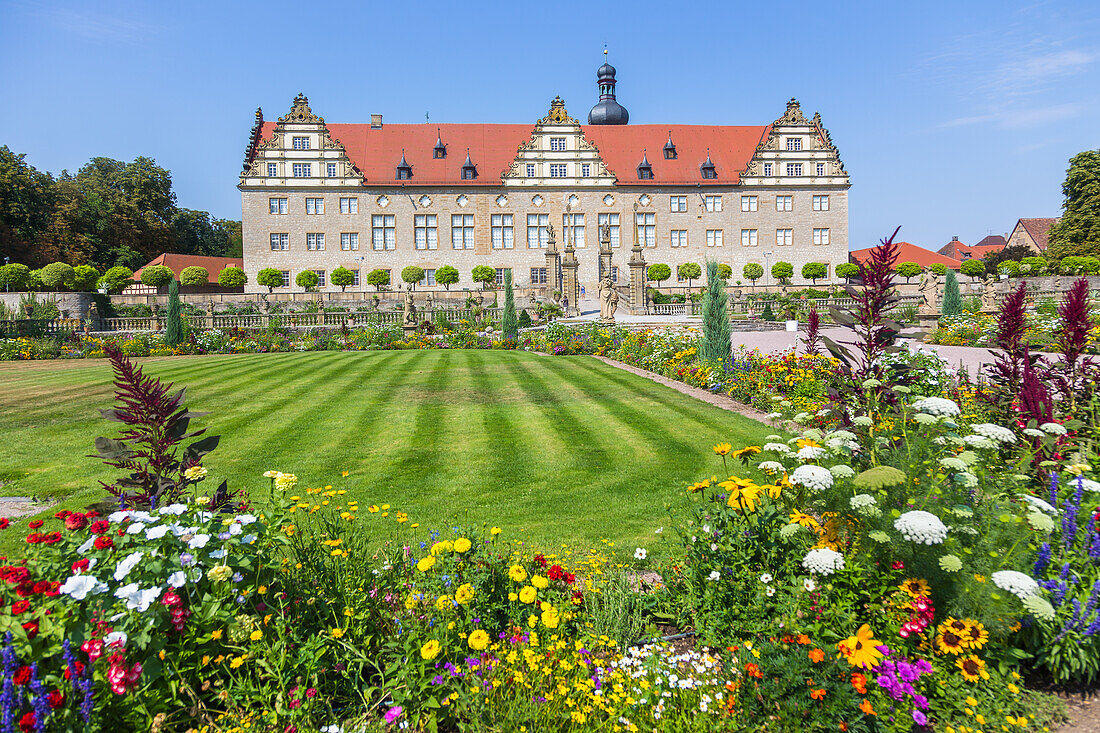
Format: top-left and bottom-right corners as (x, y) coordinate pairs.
(0, 291), (97, 320)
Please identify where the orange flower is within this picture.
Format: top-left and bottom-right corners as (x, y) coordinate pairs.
(860, 699), (876, 716)
(796, 634), (811, 645)
(809, 648), (826, 663)
(851, 672), (868, 694)
(840, 724), (848, 732)
(744, 663), (763, 679)
(810, 688), (826, 700)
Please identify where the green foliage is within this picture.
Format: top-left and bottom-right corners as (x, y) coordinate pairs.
(140, 264), (174, 288)
(179, 266), (209, 286)
(761, 301), (775, 320)
(928, 263), (948, 276)
(980, 244), (1033, 275)
(1021, 256), (1048, 275)
(26, 269), (44, 290)
(72, 264), (100, 291)
(802, 261), (829, 284)
(717, 263), (732, 280)
(330, 266), (355, 292)
(960, 259), (986, 280)
(401, 265), (425, 286)
(648, 263), (671, 284)
(295, 270), (319, 291)
(831, 263), (856, 282)
(942, 269), (963, 316)
(1049, 149), (1100, 260)
(1058, 255), (1100, 275)
(0, 262), (30, 290)
(217, 266), (247, 288)
(771, 261), (794, 284)
(471, 265), (496, 288)
(164, 278), (184, 346)
(97, 266), (133, 294)
(699, 261), (732, 364)
(39, 261), (75, 290)
(998, 261), (1021, 277)
(894, 261), (921, 282)
(677, 262), (702, 286)
(518, 309), (533, 328)
(257, 267), (285, 292)
(367, 268), (391, 290)
(435, 265), (460, 290)
(743, 262), (765, 283)
(501, 269), (518, 342)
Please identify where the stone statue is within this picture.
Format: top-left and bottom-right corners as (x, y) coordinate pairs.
(598, 275), (618, 321)
(981, 275), (997, 311)
(1052, 274), (1063, 295)
(425, 292), (434, 311)
(403, 283), (417, 326)
(609, 289), (619, 320)
(600, 222), (612, 250)
(475, 289), (485, 308)
(917, 269), (941, 315)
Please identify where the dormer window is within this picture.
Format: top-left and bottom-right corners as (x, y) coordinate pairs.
(700, 149), (717, 180)
(292, 136), (310, 150)
(550, 137), (566, 151)
(637, 151), (653, 180)
(433, 130), (446, 159)
(786, 137), (802, 151)
(663, 132), (677, 159)
(395, 150), (412, 180)
(460, 149), (477, 180)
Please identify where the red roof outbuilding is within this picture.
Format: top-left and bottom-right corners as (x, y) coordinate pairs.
(133, 254), (243, 281)
(850, 242), (962, 270)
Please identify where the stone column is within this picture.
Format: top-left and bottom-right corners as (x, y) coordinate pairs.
(598, 223), (613, 284)
(545, 229), (561, 299)
(561, 246), (580, 317)
(629, 243), (647, 315)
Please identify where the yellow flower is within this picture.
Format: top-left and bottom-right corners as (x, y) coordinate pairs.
(184, 466), (208, 481)
(331, 627), (345, 639)
(508, 565), (528, 582)
(468, 630), (489, 651)
(836, 624), (885, 669)
(258, 585), (267, 594)
(732, 445), (762, 460)
(368, 505), (379, 513)
(541, 606), (561, 629)
(421, 639), (441, 660)
(900, 578), (931, 598)
(508, 592), (518, 602)
(249, 630), (263, 641)
(453, 537), (472, 553)
(789, 510), (820, 530)
(417, 556), (436, 572)
(263, 470), (279, 478)
(713, 443), (732, 456)
(230, 655), (247, 669)
(207, 565), (233, 583)
(395, 512), (408, 523)
(957, 655), (989, 682)
(519, 586), (538, 604)
(455, 584), (475, 605)
(341, 470), (350, 477)
(436, 595), (453, 611)
(531, 575), (549, 590)
(210, 629), (223, 640)
(721, 479), (763, 512)
(431, 540), (454, 556)
(491, 527), (502, 535)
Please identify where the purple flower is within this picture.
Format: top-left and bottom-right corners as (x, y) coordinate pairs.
(912, 709), (928, 726)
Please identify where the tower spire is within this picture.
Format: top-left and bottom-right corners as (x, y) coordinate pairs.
(587, 51), (629, 125)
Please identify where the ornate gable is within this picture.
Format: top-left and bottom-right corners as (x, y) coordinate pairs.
(502, 97), (615, 186)
(739, 99), (850, 186)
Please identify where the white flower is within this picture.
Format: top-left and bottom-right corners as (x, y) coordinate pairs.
(209, 549), (227, 559)
(60, 574), (105, 600)
(184, 466), (207, 481)
(228, 523), (243, 536)
(972, 423), (1016, 444)
(126, 523), (146, 535)
(702, 524), (711, 534)
(758, 460), (786, 474)
(1023, 595), (1056, 620)
(1019, 495), (1058, 515)
(803, 578), (817, 592)
(1078, 478), (1100, 493)
(939, 457), (968, 472)
(763, 443), (791, 454)
(912, 413), (940, 425)
(1023, 428), (1046, 438)
(765, 412), (783, 419)
(240, 535), (257, 545)
(894, 511), (948, 545)
(797, 446), (826, 461)
(104, 631), (128, 647)
(963, 435), (997, 450)
(802, 548), (845, 576)
(188, 534), (211, 549)
(130, 511), (155, 523)
(829, 464), (855, 479)
(991, 570), (1040, 600)
(707, 571), (721, 582)
(195, 511), (214, 522)
(939, 554), (963, 572)
(77, 537), (96, 554)
(634, 548), (648, 560)
(159, 503), (188, 516)
(1027, 511), (1056, 533)
(852, 416), (873, 427)
(765, 586), (776, 597)
(167, 571), (187, 588)
(789, 465), (834, 492)
(108, 510), (133, 523)
(779, 523), (804, 539)
(114, 552), (145, 581)
(793, 412), (812, 423)
(235, 514), (258, 525)
(654, 527), (664, 534)
(956, 472), (979, 488)
(759, 573), (773, 584)
(911, 397), (960, 417)
(1040, 422), (1067, 436)
(145, 525), (169, 540)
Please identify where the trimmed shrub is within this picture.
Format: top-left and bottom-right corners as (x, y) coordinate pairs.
(402, 266), (425, 287)
(960, 259), (985, 281)
(97, 266), (133, 294)
(330, 267), (355, 292)
(180, 266), (209, 286)
(928, 263), (947, 276)
(0, 263), (31, 291)
(801, 262), (829, 284)
(471, 265), (496, 289)
(72, 264), (100, 292)
(835, 262), (859, 281)
(257, 268), (285, 293)
(140, 265), (174, 288)
(894, 262), (921, 283)
(699, 261), (732, 364)
(366, 268), (391, 291)
(501, 269), (518, 341)
(648, 263), (672, 285)
(717, 263), (733, 280)
(742, 263), (764, 284)
(40, 262), (76, 290)
(436, 265), (460, 290)
(942, 270), (962, 316)
(677, 262), (702, 288)
(518, 309), (533, 328)
(218, 266), (247, 288)
(164, 279), (184, 346)
(295, 270), (319, 291)
(771, 261), (794, 284)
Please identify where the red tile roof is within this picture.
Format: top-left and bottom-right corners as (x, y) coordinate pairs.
(133, 253), (243, 280)
(850, 242), (962, 269)
(1016, 217), (1059, 252)
(259, 122), (770, 186)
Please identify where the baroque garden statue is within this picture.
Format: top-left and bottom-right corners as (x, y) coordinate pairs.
(917, 268), (941, 315)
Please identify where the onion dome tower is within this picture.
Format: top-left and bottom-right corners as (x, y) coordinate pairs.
(587, 50), (629, 125)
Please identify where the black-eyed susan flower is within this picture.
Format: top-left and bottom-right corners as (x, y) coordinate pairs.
(900, 578), (931, 598)
(936, 628), (966, 655)
(713, 443), (732, 456)
(956, 654), (988, 682)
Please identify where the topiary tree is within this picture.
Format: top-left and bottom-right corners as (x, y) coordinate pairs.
(960, 259), (985, 282)
(835, 262), (859, 282)
(401, 265), (425, 289)
(217, 266), (247, 288)
(894, 262), (921, 283)
(97, 266), (133, 294)
(164, 279), (184, 346)
(141, 265), (174, 289)
(72, 265), (100, 292)
(501, 269), (518, 342)
(518, 309), (533, 327)
(180, 266), (209, 286)
(330, 266), (355, 292)
(928, 263), (947, 276)
(471, 265), (496, 290)
(40, 262), (76, 291)
(742, 262), (764, 287)
(366, 268), (391, 291)
(436, 265), (459, 290)
(717, 263), (733, 280)
(942, 269), (962, 316)
(648, 263), (672, 286)
(0, 263), (30, 291)
(699, 260), (732, 364)
(295, 270), (319, 291)
(257, 268), (285, 293)
(1020, 256), (1047, 275)
(802, 262), (829, 285)
(678, 262), (702, 289)
(26, 270), (44, 291)
(771, 261), (794, 284)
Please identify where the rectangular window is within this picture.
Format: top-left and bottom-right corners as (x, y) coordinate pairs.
(549, 164), (567, 178)
(306, 233), (325, 251)
(280, 270), (290, 287)
(563, 213), (585, 248)
(813, 228), (830, 245)
(267, 163), (278, 177)
(269, 233), (289, 251)
(816, 162), (826, 176)
(776, 228), (793, 246)
(526, 163), (536, 177)
(494, 268), (511, 286)
(414, 214), (438, 250)
(327, 163), (337, 177)
(530, 267), (548, 285)
(305, 197), (324, 215)
(292, 136), (310, 150)
(340, 232), (359, 251)
(704, 195), (722, 212)
(636, 212), (656, 247)
(786, 137), (802, 151)
(340, 197), (358, 214)
(313, 270), (326, 287)
(581, 163), (591, 177)
(786, 163), (803, 177)
(527, 213), (549, 248)
(706, 229), (723, 247)
(776, 195), (793, 212)
(269, 197), (288, 214)
(549, 137), (566, 151)
(763, 162), (773, 177)
(292, 163), (311, 178)
(352, 270), (360, 287)
(741, 195), (758, 212)
(597, 212), (620, 247)
(741, 229), (758, 247)
(451, 214), (474, 249)
(491, 214), (514, 249)
(372, 214), (395, 250)
(670, 195), (688, 212)
(423, 269), (436, 286)
(670, 230), (688, 248)
(610, 265), (619, 283)
(812, 195), (830, 211)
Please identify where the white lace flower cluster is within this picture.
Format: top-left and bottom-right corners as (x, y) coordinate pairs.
(789, 465), (834, 493)
(991, 570), (1039, 600)
(911, 396), (960, 417)
(1019, 495), (1058, 515)
(1040, 422), (1067, 436)
(849, 494), (877, 509)
(893, 510), (948, 545)
(763, 442), (791, 454)
(829, 464), (855, 479)
(802, 548), (845, 576)
(757, 460), (787, 475)
(971, 423), (1016, 444)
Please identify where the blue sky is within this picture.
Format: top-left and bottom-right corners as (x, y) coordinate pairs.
(2, 0), (1098, 251)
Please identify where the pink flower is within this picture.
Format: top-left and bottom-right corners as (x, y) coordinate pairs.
(384, 705), (403, 725)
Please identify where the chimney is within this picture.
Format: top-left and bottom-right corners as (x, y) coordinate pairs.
(371, 114), (383, 129)
(951, 235), (959, 241)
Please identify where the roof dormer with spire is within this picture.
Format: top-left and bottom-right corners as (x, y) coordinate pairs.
(739, 98), (850, 188)
(503, 96), (616, 186)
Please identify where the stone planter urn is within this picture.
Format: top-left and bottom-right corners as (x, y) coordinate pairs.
(23, 303), (33, 318)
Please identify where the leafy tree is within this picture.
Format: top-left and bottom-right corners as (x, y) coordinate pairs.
(501, 269), (518, 341)
(0, 146), (56, 266)
(1059, 256), (1100, 275)
(648, 263), (671, 285)
(179, 266), (209, 286)
(40, 262), (75, 290)
(97, 266), (133, 294)
(980, 244), (1032, 275)
(942, 270), (962, 316)
(401, 266), (425, 288)
(717, 263), (733, 280)
(997, 261), (1021, 277)
(678, 262), (702, 288)
(257, 268), (285, 293)
(217, 266), (247, 288)
(0, 263), (30, 290)
(330, 266), (355, 292)
(436, 265), (459, 290)
(835, 262), (859, 282)
(802, 262), (829, 284)
(1048, 150), (1100, 260)
(141, 265), (174, 288)
(164, 279), (183, 346)
(1021, 256), (1047, 275)
(960, 259), (985, 281)
(894, 262), (921, 283)
(366, 268), (391, 291)
(72, 264), (100, 291)
(471, 265), (496, 289)
(771, 261), (794, 284)
(928, 263), (947, 276)
(742, 262), (764, 285)
(26, 269), (43, 291)
(295, 270), (319, 291)
(699, 261), (731, 364)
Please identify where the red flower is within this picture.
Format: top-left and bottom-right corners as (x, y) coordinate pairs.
(305, 687), (318, 698)
(93, 536), (114, 550)
(21, 621), (39, 639)
(32, 581), (50, 594)
(72, 559), (90, 573)
(47, 689), (65, 708)
(0, 518), (9, 530)
(13, 665), (32, 685)
(533, 554), (547, 567)
(11, 600), (31, 615)
(44, 581), (60, 596)
(18, 712), (35, 733)
(41, 532), (63, 544)
(27, 520), (43, 529)
(89, 520), (110, 534)
(82, 639), (105, 661)
(24, 534), (41, 545)
(116, 528), (125, 537)
(63, 660), (85, 680)
(54, 510), (72, 519)
(547, 565), (565, 581)
(85, 510), (100, 518)
(65, 514), (88, 531)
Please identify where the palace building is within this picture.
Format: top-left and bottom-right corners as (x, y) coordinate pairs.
(238, 62), (850, 295)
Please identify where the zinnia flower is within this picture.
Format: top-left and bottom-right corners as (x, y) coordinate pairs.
(421, 640), (441, 660)
(467, 630), (489, 651)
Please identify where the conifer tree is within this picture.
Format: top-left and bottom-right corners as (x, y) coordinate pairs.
(699, 260), (732, 364)
(165, 278), (184, 346)
(941, 269), (962, 316)
(501, 269), (518, 342)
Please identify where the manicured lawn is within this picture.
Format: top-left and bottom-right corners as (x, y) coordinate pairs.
(0, 350), (772, 550)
